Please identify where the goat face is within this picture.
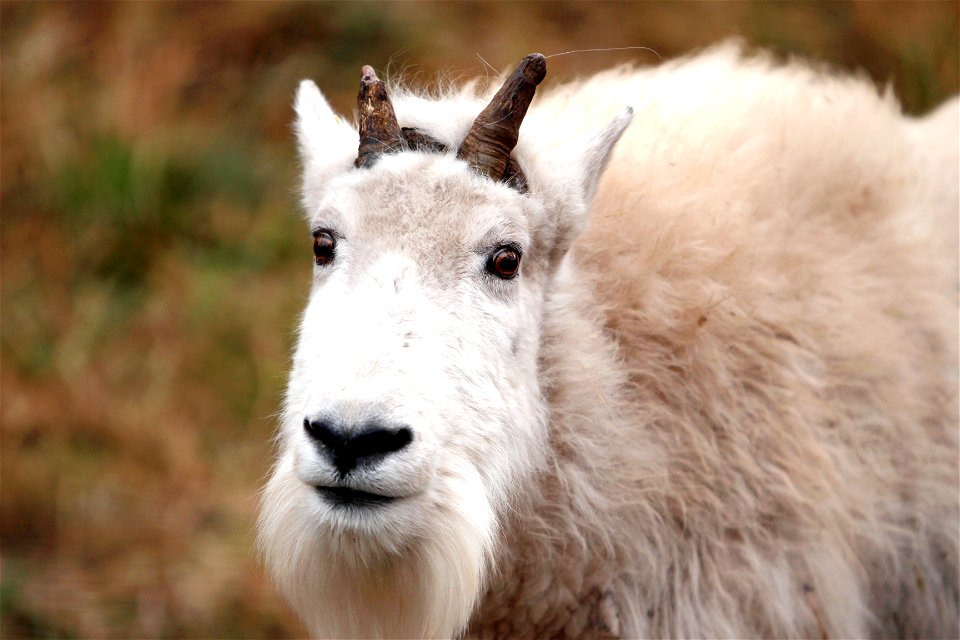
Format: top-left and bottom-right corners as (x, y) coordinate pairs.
(258, 60), (631, 637)
(284, 152), (552, 557)
(259, 152), (561, 638)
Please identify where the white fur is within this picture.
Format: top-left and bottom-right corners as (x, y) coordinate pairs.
(259, 44), (959, 638)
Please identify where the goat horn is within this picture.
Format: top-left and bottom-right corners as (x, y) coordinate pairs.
(355, 65), (402, 168)
(457, 53), (546, 182)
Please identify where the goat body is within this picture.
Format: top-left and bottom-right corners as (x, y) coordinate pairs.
(258, 44), (959, 638)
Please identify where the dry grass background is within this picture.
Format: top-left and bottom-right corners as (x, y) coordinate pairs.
(1, 2), (957, 637)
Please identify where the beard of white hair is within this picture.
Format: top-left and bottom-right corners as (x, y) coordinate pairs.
(258, 457), (496, 638)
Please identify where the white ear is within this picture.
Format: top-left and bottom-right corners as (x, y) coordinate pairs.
(581, 107), (634, 202)
(542, 107), (634, 259)
(295, 80), (358, 214)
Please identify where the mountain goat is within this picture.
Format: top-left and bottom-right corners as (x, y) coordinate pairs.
(258, 45), (959, 638)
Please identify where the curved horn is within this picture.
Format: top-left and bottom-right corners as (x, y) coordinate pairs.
(457, 53), (546, 182)
(355, 65), (402, 168)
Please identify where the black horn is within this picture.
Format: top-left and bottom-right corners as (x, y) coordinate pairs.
(457, 53), (546, 183)
(355, 65), (403, 168)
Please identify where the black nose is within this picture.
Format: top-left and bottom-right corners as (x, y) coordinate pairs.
(303, 417), (413, 478)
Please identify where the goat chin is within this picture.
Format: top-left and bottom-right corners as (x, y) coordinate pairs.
(259, 458), (496, 638)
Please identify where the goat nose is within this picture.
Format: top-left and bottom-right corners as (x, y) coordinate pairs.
(303, 417), (413, 478)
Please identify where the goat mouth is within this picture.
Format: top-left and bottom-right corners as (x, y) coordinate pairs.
(314, 485), (397, 507)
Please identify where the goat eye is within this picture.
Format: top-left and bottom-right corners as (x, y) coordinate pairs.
(487, 246), (521, 279)
(313, 230), (336, 265)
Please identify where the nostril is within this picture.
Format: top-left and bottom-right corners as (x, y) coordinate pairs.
(303, 417), (343, 450)
(351, 426), (413, 460)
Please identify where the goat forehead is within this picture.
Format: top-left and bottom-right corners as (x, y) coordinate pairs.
(330, 155), (529, 241)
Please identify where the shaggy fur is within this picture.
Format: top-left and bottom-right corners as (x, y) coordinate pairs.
(259, 44), (959, 638)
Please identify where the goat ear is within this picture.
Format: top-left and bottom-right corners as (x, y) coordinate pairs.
(580, 107), (634, 203)
(544, 107), (634, 260)
(295, 80), (358, 214)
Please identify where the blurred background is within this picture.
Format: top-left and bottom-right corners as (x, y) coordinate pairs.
(1, 1), (957, 637)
